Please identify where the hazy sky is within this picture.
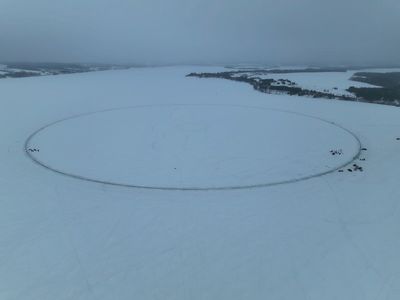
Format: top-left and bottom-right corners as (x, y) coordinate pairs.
(0, 0), (399, 65)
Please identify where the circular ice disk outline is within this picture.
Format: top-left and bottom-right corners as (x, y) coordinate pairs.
(25, 104), (362, 191)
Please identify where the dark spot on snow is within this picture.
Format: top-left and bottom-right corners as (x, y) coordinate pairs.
(330, 149), (343, 156)
(344, 163), (364, 172)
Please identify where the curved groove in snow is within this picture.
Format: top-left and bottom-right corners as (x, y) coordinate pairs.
(24, 104), (362, 190)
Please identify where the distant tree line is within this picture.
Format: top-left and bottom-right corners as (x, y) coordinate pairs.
(187, 72), (354, 102)
(348, 72), (400, 105)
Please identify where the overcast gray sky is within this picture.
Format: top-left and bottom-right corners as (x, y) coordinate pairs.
(0, 0), (399, 65)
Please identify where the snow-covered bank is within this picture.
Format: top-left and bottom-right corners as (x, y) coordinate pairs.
(1, 66), (400, 300)
(254, 70), (378, 97)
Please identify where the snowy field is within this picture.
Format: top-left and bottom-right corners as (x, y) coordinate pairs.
(1, 66), (400, 299)
(26, 104), (360, 189)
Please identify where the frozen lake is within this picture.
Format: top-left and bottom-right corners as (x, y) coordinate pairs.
(1, 66), (400, 300)
(26, 104), (360, 189)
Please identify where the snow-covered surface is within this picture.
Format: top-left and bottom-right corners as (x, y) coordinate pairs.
(0, 64), (8, 75)
(1, 66), (400, 299)
(0, 64), (46, 75)
(241, 67), (400, 98)
(0, 63), (125, 78)
(247, 71), (379, 97)
(26, 105), (360, 189)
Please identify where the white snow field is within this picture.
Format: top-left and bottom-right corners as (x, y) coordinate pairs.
(26, 104), (360, 189)
(1, 66), (400, 300)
